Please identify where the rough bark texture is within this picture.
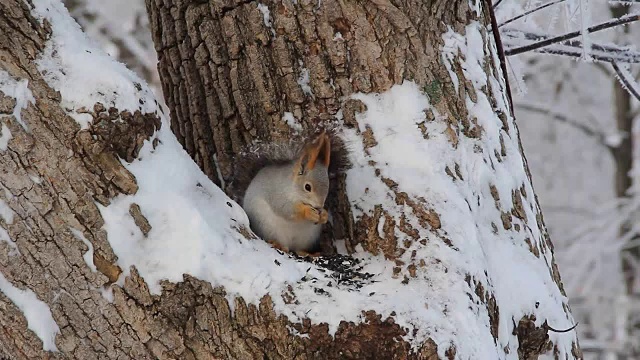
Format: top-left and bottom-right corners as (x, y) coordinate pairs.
(0, 0), (580, 358)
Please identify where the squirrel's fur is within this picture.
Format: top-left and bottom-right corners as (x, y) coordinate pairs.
(230, 129), (350, 252)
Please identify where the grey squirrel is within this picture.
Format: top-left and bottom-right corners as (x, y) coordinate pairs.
(230, 130), (349, 254)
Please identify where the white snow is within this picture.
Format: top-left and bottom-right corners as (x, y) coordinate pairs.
(28, 173), (43, 184)
(69, 228), (97, 272)
(0, 198), (14, 224)
(212, 153), (226, 190)
(99, 285), (114, 303)
(282, 112), (302, 132)
(32, 0), (157, 130)
(0, 70), (35, 131)
(256, 3), (275, 36)
(605, 132), (624, 148)
(0, 123), (12, 151)
(0, 271), (60, 351)
(297, 62), (314, 98)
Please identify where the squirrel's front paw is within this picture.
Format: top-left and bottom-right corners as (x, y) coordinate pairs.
(317, 208), (328, 224)
(295, 202), (328, 224)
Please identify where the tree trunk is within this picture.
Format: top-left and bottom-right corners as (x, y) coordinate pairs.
(145, 0), (581, 358)
(609, 3), (638, 298)
(0, 0), (581, 359)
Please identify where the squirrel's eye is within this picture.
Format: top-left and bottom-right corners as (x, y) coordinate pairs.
(304, 183), (312, 192)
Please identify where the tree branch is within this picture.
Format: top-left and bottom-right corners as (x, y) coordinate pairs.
(516, 103), (613, 150)
(612, 62), (640, 102)
(499, 0), (566, 28)
(504, 12), (640, 56)
(486, 0), (515, 115)
(535, 43), (640, 63)
(502, 29), (640, 63)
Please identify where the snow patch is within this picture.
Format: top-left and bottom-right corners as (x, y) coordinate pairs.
(0, 198), (14, 224)
(0, 123), (12, 151)
(0, 70), (35, 131)
(28, 173), (42, 184)
(282, 112), (302, 132)
(297, 62), (314, 98)
(257, 3), (275, 36)
(69, 228), (96, 272)
(31, 0), (157, 129)
(0, 272), (59, 351)
(100, 285), (114, 303)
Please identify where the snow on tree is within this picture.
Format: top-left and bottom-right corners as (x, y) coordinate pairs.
(0, 0), (580, 358)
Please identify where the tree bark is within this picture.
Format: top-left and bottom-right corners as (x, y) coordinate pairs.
(0, 0), (581, 359)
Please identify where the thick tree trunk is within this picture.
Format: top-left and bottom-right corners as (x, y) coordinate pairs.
(146, 0), (581, 359)
(0, 0), (581, 359)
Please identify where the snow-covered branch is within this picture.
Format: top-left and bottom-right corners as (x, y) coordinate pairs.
(503, 29), (640, 63)
(498, 0), (566, 28)
(612, 62), (640, 102)
(503, 12), (640, 57)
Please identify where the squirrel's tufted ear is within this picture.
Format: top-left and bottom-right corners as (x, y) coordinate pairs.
(299, 131), (331, 172)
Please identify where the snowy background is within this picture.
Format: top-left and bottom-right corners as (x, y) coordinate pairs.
(58, 0), (640, 358)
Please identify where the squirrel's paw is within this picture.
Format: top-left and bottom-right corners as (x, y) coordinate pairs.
(295, 202), (328, 224)
(318, 208), (328, 224)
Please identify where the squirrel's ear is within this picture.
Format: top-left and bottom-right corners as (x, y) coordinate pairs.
(303, 131), (331, 170)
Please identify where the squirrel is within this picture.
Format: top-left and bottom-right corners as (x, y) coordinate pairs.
(230, 129), (349, 254)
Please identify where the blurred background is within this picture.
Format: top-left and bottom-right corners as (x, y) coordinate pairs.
(62, 0), (640, 358)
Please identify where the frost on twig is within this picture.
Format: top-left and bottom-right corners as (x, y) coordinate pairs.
(503, 29), (640, 63)
(612, 62), (640, 102)
(503, 12), (640, 56)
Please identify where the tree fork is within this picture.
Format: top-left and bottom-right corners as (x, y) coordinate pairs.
(0, 0), (582, 358)
(147, 0), (581, 358)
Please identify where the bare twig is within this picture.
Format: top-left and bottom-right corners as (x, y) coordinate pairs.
(486, 0), (515, 115)
(505, 12), (640, 56)
(611, 62), (640, 102)
(493, 0), (505, 9)
(516, 103), (613, 149)
(543, 320), (579, 333)
(499, 0), (566, 28)
(536, 44), (640, 63)
(536, 46), (640, 63)
(502, 29), (640, 63)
